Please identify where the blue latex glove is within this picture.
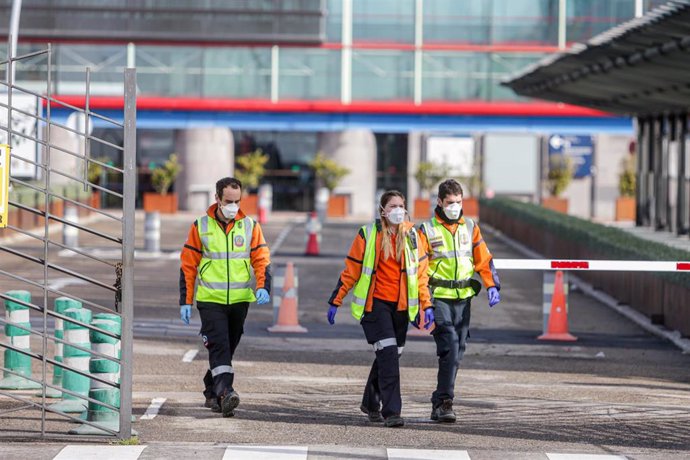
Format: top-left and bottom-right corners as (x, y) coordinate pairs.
(424, 308), (435, 330)
(256, 288), (270, 305)
(180, 305), (192, 325)
(488, 287), (500, 307)
(327, 305), (338, 325)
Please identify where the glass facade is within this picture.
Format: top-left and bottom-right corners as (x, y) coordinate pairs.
(5, 0), (660, 104)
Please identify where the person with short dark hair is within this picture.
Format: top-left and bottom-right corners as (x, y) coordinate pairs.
(179, 176), (272, 418)
(417, 178), (501, 423)
(327, 190), (433, 428)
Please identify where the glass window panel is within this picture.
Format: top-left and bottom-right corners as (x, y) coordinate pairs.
(352, 0), (415, 43)
(422, 52), (489, 101)
(567, 0), (635, 43)
(326, 0), (342, 42)
(423, 0), (490, 44)
(136, 46), (203, 97)
(279, 48), (341, 100)
(351, 50), (414, 101)
(55, 44), (127, 95)
(486, 53), (546, 101)
(491, 0), (559, 45)
(202, 48), (271, 98)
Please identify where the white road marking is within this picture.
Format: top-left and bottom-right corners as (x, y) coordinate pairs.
(139, 397), (167, 420)
(222, 445), (308, 460)
(182, 349), (198, 363)
(53, 446), (146, 460)
(547, 455), (628, 460)
(271, 220), (298, 254)
(387, 448), (471, 460)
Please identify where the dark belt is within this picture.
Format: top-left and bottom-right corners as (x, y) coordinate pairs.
(429, 277), (482, 296)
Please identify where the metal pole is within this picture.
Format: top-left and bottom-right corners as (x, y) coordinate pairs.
(144, 211), (160, 252)
(558, 0), (567, 50)
(119, 68), (136, 439)
(40, 42), (52, 438)
(340, 0), (352, 104)
(635, 0), (644, 18)
(8, 0), (22, 84)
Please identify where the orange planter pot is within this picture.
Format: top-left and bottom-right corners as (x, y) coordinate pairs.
(463, 197), (479, 218)
(241, 193), (259, 216)
(541, 197), (568, 214)
(90, 191), (101, 210)
(327, 195), (349, 218)
(615, 196), (635, 221)
(413, 198), (431, 220)
(144, 192), (178, 214)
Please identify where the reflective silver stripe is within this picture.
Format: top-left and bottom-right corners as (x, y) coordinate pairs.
(199, 280), (252, 290)
(202, 251), (250, 260)
(373, 337), (397, 351)
(406, 266), (418, 276)
(408, 298), (419, 307)
(435, 250), (472, 259)
(200, 216), (209, 249)
(398, 346), (404, 355)
(362, 266), (374, 276)
(353, 295), (367, 306)
(211, 365), (234, 376)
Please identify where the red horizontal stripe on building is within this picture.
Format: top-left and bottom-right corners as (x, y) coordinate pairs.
(47, 96), (609, 117)
(551, 261), (589, 269)
(677, 262), (690, 271)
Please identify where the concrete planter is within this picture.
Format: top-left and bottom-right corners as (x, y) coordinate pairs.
(327, 194), (349, 218)
(144, 192), (178, 214)
(615, 196), (635, 221)
(413, 198), (431, 220)
(542, 197), (568, 214)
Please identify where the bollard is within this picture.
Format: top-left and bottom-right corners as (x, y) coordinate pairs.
(257, 184), (273, 225)
(315, 187), (329, 224)
(0, 290), (41, 390)
(63, 206), (79, 247)
(40, 297), (82, 398)
(144, 211), (161, 253)
(304, 211), (321, 256)
(70, 313), (123, 435)
(49, 308), (92, 413)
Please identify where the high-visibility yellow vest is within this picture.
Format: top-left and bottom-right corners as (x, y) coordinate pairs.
(195, 215), (256, 305)
(351, 224), (419, 322)
(421, 216), (478, 300)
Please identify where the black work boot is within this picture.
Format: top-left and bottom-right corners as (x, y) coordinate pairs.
(220, 390), (240, 418)
(205, 396), (221, 412)
(431, 399), (456, 423)
(360, 404), (383, 423)
(384, 414), (405, 427)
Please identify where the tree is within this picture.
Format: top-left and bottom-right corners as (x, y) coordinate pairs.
(309, 152), (350, 192)
(235, 149), (269, 194)
(414, 161), (444, 198)
(546, 154), (574, 198)
(151, 153), (182, 196)
(618, 153), (636, 198)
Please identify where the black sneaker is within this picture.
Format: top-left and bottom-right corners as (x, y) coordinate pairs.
(360, 404), (383, 423)
(384, 415), (404, 428)
(206, 397), (221, 413)
(431, 399), (456, 423)
(220, 390), (240, 418)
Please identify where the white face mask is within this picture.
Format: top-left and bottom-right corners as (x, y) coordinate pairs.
(444, 202), (462, 220)
(220, 203), (239, 219)
(385, 207), (406, 225)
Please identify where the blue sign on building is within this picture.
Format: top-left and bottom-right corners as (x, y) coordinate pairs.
(548, 134), (594, 178)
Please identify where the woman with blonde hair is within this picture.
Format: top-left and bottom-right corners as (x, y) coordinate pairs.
(327, 190), (433, 427)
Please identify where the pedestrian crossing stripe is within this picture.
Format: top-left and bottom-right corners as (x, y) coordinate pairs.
(49, 445), (631, 460)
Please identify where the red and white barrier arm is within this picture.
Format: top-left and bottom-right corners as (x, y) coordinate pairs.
(493, 259), (690, 272)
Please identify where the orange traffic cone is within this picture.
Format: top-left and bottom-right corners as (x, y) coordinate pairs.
(538, 270), (577, 341)
(305, 211), (320, 256)
(267, 262), (308, 333)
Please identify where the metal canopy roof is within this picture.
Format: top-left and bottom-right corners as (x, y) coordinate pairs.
(503, 0), (690, 116)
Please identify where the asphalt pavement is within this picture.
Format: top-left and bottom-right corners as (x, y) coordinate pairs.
(1, 211), (689, 459)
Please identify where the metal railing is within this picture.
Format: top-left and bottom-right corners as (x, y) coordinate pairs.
(0, 43), (135, 440)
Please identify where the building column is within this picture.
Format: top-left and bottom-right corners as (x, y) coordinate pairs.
(636, 117), (649, 227)
(175, 127), (234, 211)
(317, 129), (376, 219)
(678, 114), (689, 236)
(653, 117), (666, 230)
